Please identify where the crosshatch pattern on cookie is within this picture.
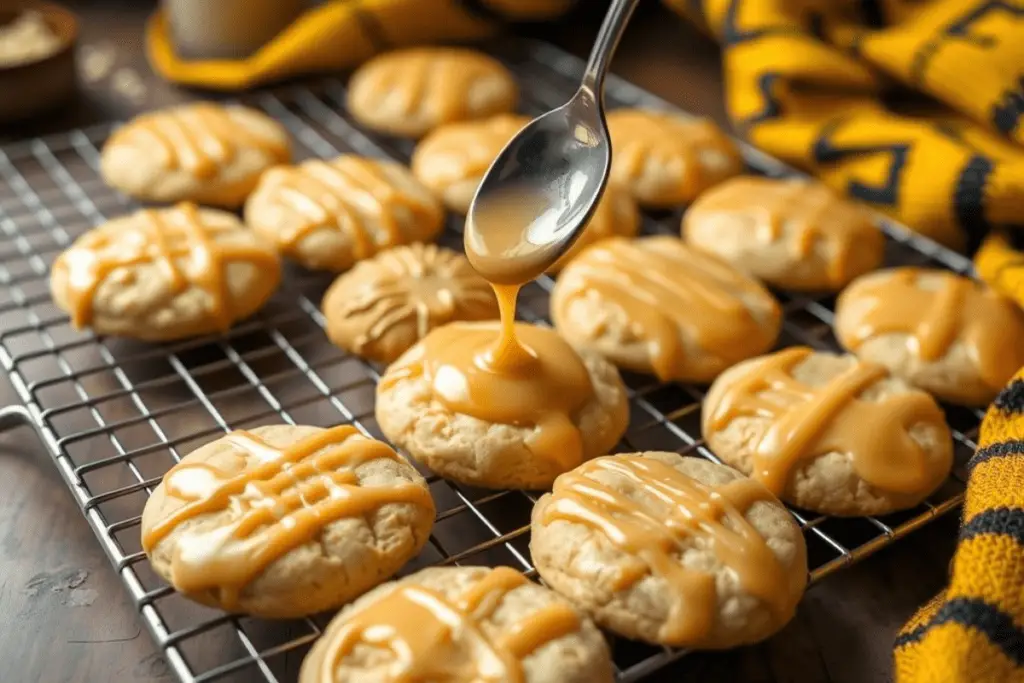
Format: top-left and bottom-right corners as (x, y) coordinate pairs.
(0, 39), (981, 683)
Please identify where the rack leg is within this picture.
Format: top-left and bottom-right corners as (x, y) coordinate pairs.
(0, 404), (33, 432)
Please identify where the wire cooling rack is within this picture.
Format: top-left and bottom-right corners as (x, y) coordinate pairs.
(0, 39), (982, 683)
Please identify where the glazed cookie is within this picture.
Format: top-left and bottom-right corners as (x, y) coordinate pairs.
(548, 184), (641, 273)
(411, 114), (529, 213)
(607, 108), (743, 207)
(347, 47), (518, 138)
(550, 236), (781, 383)
(140, 425), (435, 618)
(376, 322), (629, 489)
(244, 155), (445, 272)
(702, 347), (954, 517)
(683, 176), (885, 291)
(834, 267), (1024, 406)
(100, 102), (290, 208)
(322, 243), (499, 364)
(299, 565), (614, 683)
(532, 453), (807, 649)
(50, 202), (280, 341)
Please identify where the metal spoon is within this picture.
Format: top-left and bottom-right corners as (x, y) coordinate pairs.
(464, 0), (641, 285)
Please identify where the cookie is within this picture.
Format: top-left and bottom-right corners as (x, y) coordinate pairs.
(834, 267), (1024, 406)
(683, 176), (885, 291)
(299, 565), (614, 683)
(50, 202), (281, 341)
(322, 243), (499, 364)
(702, 347), (954, 517)
(100, 103), (290, 208)
(244, 155), (445, 272)
(532, 452), (807, 649)
(548, 184), (641, 273)
(411, 114), (529, 213)
(347, 47), (518, 138)
(607, 109), (743, 207)
(376, 321), (629, 489)
(550, 236), (781, 383)
(140, 424), (435, 618)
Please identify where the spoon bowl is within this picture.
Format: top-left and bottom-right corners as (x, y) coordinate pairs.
(464, 0), (640, 285)
(464, 89), (610, 284)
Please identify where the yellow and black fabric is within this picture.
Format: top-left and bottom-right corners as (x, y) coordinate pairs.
(669, 0), (1024, 300)
(894, 371), (1024, 683)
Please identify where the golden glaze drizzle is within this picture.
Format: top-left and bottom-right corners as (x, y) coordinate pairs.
(319, 567), (579, 682)
(412, 115), (529, 194)
(381, 319), (594, 472)
(687, 177), (876, 285)
(544, 456), (795, 643)
(268, 156), (439, 259)
(357, 49), (513, 126)
(142, 426), (433, 609)
(109, 103), (288, 179)
(607, 110), (737, 199)
(554, 237), (774, 380)
(836, 268), (1024, 391)
(709, 347), (947, 495)
(331, 244), (497, 351)
(55, 203), (279, 330)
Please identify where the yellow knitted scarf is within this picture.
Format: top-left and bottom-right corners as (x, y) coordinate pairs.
(146, 1), (1024, 680)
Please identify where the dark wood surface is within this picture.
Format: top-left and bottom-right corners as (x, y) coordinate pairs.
(0, 2), (960, 682)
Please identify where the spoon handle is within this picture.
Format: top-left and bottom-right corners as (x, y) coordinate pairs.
(580, 0), (642, 97)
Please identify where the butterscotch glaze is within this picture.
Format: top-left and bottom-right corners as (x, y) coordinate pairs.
(351, 48), (516, 131)
(268, 156), (440, 259)
(543, 456), (795, 643)
(381, 320), (594, 471)
(835, 268), (1024, 393)
(606, 109), (740, 203)
(53, 202), (280, 331)
(412, 114), (530, 212)
(685, 177), (878, 286)
(326, 244), (497, 357)
(142, 425), (433, 609)
(552, 236), (778, 381)
(319, 567), (579, 682)
(708, 347), (948, 496)
(107, 103), (288, 179)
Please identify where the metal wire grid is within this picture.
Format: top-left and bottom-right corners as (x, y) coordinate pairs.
(0, 39), (981, 683)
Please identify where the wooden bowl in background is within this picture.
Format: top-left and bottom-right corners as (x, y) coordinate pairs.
(0, 2), (79, 125)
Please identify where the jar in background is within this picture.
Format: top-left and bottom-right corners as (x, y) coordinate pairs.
(163, 0), (307, 60)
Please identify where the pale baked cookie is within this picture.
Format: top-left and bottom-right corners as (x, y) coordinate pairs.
(244, 155), (445, 272)
(550, 236), (781, 383)
(683, 176), (885, 291)
(834, 267), (1024, 406)
(548, 184), (641, 273)
(299, 565), (613, 683)
(607, 108), (743, 207)
(140, 424), (435, 618)
(50, 203), (280, 341)
(322, 243), (499, 364)
(376, 322), (629, 489)
(702, 347), (954, 517)
(532, 453), (807, 649)
(100, 103), (290, 208)
(347, 47), (518, 138)
(411, 114), (529, 213)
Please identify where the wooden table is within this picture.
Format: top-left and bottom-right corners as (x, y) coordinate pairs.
(0, 2), (960, 681)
